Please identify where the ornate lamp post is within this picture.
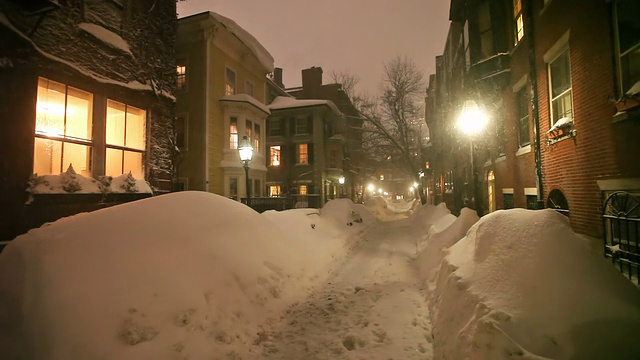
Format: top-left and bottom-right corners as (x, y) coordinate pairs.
(457, 99), (488, 217)
(238, 135), (254, 206)
(338, 176), (345, 198)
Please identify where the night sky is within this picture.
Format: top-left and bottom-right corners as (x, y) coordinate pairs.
(178, 0), (450, 94)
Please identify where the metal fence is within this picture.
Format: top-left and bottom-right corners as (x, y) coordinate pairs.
(241, 194), (322, 213)
(603, 191), (640, 285)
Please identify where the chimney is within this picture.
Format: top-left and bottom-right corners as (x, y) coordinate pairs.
(273, 67), (284, 88)
(302, 66), (323, 95)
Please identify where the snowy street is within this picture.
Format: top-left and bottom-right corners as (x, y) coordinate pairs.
(256, 217), (433, 359)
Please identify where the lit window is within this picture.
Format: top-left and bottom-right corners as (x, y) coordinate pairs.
(225, 67), (236, 95)
(105, 100), (146, 179)
(548, 49), (573, 126)
(298, 143), (308, 164)
(270, 145), (281, 166)
(245, 81), (254, 97)
(513, 0), (524, 46)
(269, 185), (281, 197)
(34, 77), (93, 176)
(176, 64), (186, 91)
(517, 88), (530, 147)
(229, 117), (238, 149)
(614, 1), (640, 94)
(299, 185), (308, 195)
(245, 119), (253, 146)
(254, 123), (260, 152)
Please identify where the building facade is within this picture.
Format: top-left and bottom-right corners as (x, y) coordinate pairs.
(427, 0), (640, 240)
(266, 96), (346, 207)
(175, 12), (273, 200)
(0, 0), (176, 241)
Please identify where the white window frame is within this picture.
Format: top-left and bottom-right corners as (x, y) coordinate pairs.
(544, 31), (572, 127)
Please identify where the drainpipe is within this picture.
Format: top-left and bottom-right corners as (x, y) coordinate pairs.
(523, 0), (545, 209)
(203, 25), (214, 192)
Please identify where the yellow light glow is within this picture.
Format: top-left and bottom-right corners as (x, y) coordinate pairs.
(457, 100), (488, 136)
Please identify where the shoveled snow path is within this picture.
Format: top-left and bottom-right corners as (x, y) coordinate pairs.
(256, 218), (433, 359)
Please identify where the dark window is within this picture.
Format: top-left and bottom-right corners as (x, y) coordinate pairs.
(478, 1), (493, 59)
(526, 194), (537, 209)
(503, 193), (515, 209)
(615, 0), (640, 94)
(517, 88), (530, 147)
(269, 118), (282, 136)
(547, 189), (569, 215)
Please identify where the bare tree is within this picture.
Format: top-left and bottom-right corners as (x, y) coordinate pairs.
(359, 56), (427, 204)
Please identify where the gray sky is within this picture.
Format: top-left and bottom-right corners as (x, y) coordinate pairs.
(177, 0), (450, 95)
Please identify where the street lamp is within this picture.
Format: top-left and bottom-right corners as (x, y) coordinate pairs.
(238, 135), (253, 206)
(457, 99), (488, 217)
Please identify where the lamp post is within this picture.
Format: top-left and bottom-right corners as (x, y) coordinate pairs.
(238, 135), (254, 206)
(338, 176), (345, 198)
(457, 99), (488, 217)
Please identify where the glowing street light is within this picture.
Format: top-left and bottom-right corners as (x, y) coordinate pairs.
(238, 135), (254, 206)
(367, 184), (374, 192)
(457, 99), (487, 217)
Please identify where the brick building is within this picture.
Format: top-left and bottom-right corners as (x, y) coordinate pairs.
(426, 0), (640, 240)
(0, 0), (176, 241)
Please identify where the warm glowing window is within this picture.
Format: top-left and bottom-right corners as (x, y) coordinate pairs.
(549, 49), (573, 126)
(225, 67), (236, 95)
(105, 99), (146, 179)
(270, 146), (281, 166)
(176, 64), (186, 91)
(245, 119), (253, 145)
(298, 143), (308, 164)
(513, 0), (524, 46)
(299, 185), (308, 195)
(230, 117), (238, 149)
(269, 185), (281, 197)
(254, 123), (260, 152)
(34, 77), (93, 175)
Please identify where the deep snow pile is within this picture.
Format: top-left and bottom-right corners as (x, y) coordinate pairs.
(424, 209), (640, 359)
(364, 196), (417, 221)
(0, 192), (372, 360)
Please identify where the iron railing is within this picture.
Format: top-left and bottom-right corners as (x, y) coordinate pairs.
(603, 191), (640, 285)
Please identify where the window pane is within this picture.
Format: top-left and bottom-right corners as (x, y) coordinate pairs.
(225, 68), (236, 95)
(34, 138), (62, 175)
(617, 1), (640, 54)
(230, 117), (238, 149)
(270, 145), (280, 165)
(552, 92), (573, 123)
(298, 143), (308, 164)
(125, 105), (145, 150)
(230, 178), (238, 197)
(105, 148), (123, 176)
(246, 120), (252, 141)
(550, 50), (571, 97)
(65, 86), (93, 140)
(106, 100), (126, 146)
(299, 185), (307, 195)
(621, 48), (640, 93)
(36, 78), (65, 137)
(176, 65), (186, 90)
(123, 150), (143, 179)
(254, 124), (260, 151)
(63, 142), (91, 176)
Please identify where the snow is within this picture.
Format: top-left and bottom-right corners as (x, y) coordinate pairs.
(78, 22), (132, 55)
(626, 80), (640, 96)
(28, 166), (151, 195)
(546, 116), (573, 133)
(208, 12), (274, 72)
(268, 96), (341, 115)
(1, 194), (640, 359)
(219, 93), (271, 115)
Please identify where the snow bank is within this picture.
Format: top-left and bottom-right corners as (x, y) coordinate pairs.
(426, 209), (640, 359)
(364, 196), (416, 222)
(0, 192), (371, 359)
(28, 166), (151, 195)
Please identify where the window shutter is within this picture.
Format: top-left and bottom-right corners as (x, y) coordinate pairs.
(308, 143), (314, 164)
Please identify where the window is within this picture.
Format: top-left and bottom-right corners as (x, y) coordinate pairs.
(245, 119), (253, 146)
(176, 64), (186, 91)
(175, 115), (187, 149)
(298, 144), (309, 164)
(34, 77), (93, 176)
(517, 88), (530, 147)
(229, 117), (238, 149)
(503, 193), (515, 209)
(478, 1), (494, 59)
(269, 146), (281, 166)
(254, 124), (260, 152)
(513, 0), (524, 46)
(245, 81), (254, 97)
(229, 177), (238, 200)
(526, 195), (537, 209)
(105, 100), (146, 179)
(614, 1), (640, 94)
(548, 49), (573, 125)
(295, 117), (309, 134)
(225, 67), (236, 95)
(299, 185), (308, 195)
(254, 179), (261, 197)
(269, 185), (281, 197)
(269, 118), (282, 136)
(329, 147), (338, 168)
(547, 189), (569, 215)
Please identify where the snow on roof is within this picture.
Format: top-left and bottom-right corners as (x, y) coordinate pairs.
(268, 96), (341, 115)
(209, 12), (274, 72)
(219, 93), (270, 115)
(78, 22), (132, 55)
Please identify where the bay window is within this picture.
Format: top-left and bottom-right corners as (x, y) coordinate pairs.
(229, 117), (238, 149)
(106, 100), (146, 179)
(34, 77), (93, 176)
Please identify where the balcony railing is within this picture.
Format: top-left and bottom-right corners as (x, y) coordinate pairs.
(470, 53), (511, 82)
